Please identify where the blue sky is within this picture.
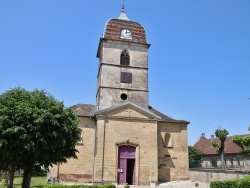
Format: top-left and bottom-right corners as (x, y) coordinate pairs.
(0, 0), (249, 145)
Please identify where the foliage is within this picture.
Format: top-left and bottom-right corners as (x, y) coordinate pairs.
(210, 175), (250, 188)
(44, 184), (116, 188)
(210, 129), (229, 170)
(211, 129), (229, 154)
(210, 180), (238, 188)
(32, 166), (47, 177)
(0, 87), (82, 188)
(233, 126), (250, 154)
(238, 175), (250, 188)
(188, 146), (203, 168)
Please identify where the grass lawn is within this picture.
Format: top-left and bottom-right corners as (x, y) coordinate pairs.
(0, 176), (47, 188)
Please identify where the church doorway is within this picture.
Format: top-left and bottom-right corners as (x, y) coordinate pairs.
(117, 146), (136, 185)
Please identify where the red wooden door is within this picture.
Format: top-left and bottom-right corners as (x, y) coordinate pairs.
(118, 146), (135, 185)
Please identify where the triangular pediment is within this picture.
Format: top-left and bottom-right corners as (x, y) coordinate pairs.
(95, 102), (160, 120)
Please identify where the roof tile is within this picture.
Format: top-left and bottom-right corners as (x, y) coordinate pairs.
(104, 19), (147, 44)
(193, 135), (250, 155)
(70, 104), (189, 124)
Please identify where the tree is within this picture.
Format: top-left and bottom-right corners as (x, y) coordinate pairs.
(211, 129), (229, 170)
(188, 146), (203, 168)
(0, 87), (81, 188)
(232, 126), (250, 154)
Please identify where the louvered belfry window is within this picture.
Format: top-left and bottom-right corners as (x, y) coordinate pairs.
(121, 72), (132, 84)
(120, 49), (130, 65)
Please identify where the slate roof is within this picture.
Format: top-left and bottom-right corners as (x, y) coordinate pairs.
(149, 106), (189, 124)
(193, 135), (250, 155)
(71, 103), (189, 124)
(95, 101), (161, 119)
(71, 104), (97, 117)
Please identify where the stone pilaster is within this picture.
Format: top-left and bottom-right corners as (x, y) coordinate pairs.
(93, 115), (106, 183)
(150, 120), (158, 183)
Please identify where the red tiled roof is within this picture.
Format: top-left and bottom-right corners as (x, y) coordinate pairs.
(104, 19), (147, 44)
(193, 135), (250, 155)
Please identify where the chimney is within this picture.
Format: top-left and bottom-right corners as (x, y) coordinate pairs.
(211, 134), (214, 142)
(201, 133), (205, 139)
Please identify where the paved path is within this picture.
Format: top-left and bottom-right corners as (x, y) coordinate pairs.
(117, 181), (210, 188)
(158, 181), (210, 188)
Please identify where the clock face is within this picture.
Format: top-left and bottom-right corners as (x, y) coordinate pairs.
(121, 29), (132, 39)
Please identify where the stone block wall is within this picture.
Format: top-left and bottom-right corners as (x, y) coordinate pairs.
(94, 116), (158, 185)
(49, 117), (96, 183)
(158, 122), (189, 182)
(189, 169), (250, 183)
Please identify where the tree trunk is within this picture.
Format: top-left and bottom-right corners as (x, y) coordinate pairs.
(221, 150), (225, 170)
(8, 167), (15, 188)
(220, 140), (226, 170)
(22, 164), (34, 188)
(5, 171), (9, 185)
(5, 165), (15, 188)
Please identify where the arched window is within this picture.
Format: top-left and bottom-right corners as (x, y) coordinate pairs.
(120, 49), (130, 65)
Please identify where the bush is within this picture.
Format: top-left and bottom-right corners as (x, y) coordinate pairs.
(210, 176), (250, 188)
(210, 180), (238, 188)
(238, 175), (250, 188)
(44, 184), (116, 188)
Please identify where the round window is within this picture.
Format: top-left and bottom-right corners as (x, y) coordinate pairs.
(120, 93), (127, 100)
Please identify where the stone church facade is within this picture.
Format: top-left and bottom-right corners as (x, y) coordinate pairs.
(49, 8), (189, 185)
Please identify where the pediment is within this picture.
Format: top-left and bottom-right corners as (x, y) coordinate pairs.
(95, 102), (160, 120)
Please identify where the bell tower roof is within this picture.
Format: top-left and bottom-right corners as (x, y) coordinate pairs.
(118, 4), (129, 21)
(103, 19), (147, 43)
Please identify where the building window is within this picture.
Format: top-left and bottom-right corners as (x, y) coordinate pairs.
(121, 72), (132, 84)
(120, 49), (130, 65)
(211, 158), (217, 168)
(120, 93), (127, 100)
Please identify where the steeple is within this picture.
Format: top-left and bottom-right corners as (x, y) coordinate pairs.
(118, 3), (129, 21)
(96, 4), (150, 110)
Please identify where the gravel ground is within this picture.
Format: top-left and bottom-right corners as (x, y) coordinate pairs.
(158, 181), (210, 188)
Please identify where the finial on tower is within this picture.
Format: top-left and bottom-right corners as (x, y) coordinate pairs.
(122, 0), (125, 11)
(118, 0), (129, 21)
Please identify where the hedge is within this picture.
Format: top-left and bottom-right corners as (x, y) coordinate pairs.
(210, 180), (238, 188)
(44, 184), (116, 188)
(210, 175), (250, 188)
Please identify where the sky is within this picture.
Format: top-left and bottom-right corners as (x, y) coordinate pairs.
(0, 0), (249, 145)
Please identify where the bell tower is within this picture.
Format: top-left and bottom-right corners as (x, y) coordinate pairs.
(96, 7), (150, 110)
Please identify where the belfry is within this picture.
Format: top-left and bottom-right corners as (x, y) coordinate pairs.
(49, 6), (189, 185)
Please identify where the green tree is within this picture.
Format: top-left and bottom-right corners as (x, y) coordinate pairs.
(232, 126), (250, 154)
(188, 146), (203, 168)
(0, 87), (81, 188)
(211, 129), (229, 170)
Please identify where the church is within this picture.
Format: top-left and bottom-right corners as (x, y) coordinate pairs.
(49, 7), (189, 185)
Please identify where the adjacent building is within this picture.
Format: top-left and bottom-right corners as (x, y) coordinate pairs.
(193, 133), (250, 169)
